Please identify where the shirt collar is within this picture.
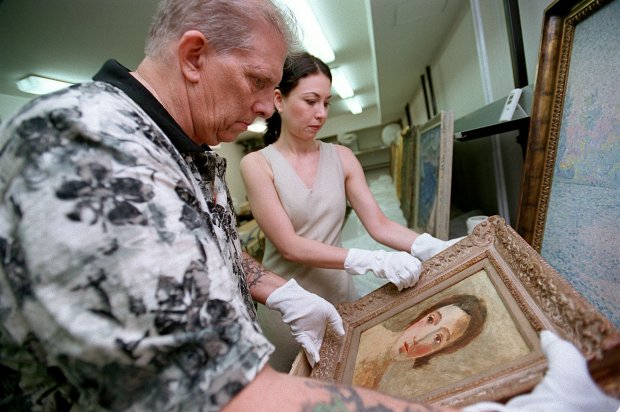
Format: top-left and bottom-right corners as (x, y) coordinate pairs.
(92, 59), (209, 152)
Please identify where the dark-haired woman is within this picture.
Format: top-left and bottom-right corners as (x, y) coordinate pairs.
(241, 52), (459, 371)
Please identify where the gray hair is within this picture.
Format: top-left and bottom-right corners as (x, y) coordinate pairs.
(144, 0), (299, 57)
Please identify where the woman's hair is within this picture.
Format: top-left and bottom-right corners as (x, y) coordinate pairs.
(263, 52), (332, 145)
(144, 0), (298, 58)
(406, 294), (487, 367)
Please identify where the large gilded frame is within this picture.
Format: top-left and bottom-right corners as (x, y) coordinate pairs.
(515, 0), (619, 326)
(293, 216), (619, 407)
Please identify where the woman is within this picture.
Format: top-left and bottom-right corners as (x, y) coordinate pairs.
(240, 52), (458, 372)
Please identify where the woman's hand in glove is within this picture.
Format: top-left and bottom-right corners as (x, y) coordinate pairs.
(410, 233), (464, 261)
(344, 248), (422, 291)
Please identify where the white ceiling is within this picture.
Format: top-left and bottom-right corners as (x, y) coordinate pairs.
(0, 0), (464, 134)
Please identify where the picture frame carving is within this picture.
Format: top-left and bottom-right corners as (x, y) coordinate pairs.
(515, 0), (619, 327)
(308, 216), (620, 407)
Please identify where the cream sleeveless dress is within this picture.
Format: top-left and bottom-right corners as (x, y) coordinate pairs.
(258, 141), (357, 372)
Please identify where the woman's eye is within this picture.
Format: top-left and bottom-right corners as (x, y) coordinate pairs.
(305, 100), (316, 105)
(434, 334), (443, 344)
(426, 315), (434, 324)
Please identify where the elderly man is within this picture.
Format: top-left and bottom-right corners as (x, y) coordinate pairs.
(0, 0), (338, 409)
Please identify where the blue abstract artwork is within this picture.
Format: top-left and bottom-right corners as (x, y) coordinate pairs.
(416, 125), (440, 230)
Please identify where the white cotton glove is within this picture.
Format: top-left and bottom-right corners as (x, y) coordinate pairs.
(344, 248), (422, 291)
(265, 279), (345, 367)
(463, 330), (620, 412)
(410, 233), (464, 261)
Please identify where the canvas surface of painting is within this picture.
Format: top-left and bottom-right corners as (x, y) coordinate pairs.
(413, 111), (453, 239)
(539, 0), (619, 328)
(416, 125), (441, 231)
(352, 269), (530, 399)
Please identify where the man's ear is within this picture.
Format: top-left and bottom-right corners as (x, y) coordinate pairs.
(178, 30), (208, 83)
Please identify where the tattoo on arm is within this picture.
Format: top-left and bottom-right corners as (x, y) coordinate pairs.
(242, 252), (267, 289)
(302, 380), (442, 412)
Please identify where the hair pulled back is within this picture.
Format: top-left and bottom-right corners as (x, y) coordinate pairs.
(263, 52), (332, 145)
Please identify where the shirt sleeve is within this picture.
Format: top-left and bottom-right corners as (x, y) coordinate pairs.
(0, 87), (272, 411)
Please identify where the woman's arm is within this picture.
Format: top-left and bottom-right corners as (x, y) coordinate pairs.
(240, 151), (348, 269)
(336, 145), (421, 251)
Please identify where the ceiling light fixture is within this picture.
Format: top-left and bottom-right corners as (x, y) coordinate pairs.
(16, 74), (73, 95)
(247, 118), (267, 133)
(282, 0), (335, 63)
(331, 67), (354, 99)
(344, 97), (363, 115)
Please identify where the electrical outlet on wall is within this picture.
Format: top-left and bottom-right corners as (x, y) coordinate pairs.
(499, 88), (523, 122)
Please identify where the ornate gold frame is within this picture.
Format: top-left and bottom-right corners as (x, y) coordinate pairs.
(515, 0), (619, 329)
(515, 0), (615, 248)
(295, 216), (619, 407)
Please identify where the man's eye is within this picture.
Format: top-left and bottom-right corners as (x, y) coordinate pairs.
(254, 77), (265, 88)
(434, 334), (443, 344)
(426, 315), (435, 324)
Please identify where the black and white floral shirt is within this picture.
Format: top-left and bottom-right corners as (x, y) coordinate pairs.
(0, 60), (272, 411)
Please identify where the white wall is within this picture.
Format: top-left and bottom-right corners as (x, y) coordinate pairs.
(518, 0), (555, 85)
(406, 0), (552, 125)
(0, 93), (30, 124)
(401, 0), (553, 222)
(432, 4), (485, 120)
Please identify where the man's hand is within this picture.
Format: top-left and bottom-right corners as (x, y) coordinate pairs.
(265, 279), (344, 367)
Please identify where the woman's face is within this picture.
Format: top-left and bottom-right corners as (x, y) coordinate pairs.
(276, 72), (331, 140)
(390, 304), (471, 361)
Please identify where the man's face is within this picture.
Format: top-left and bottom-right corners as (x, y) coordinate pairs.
(190, 23), (287, 146)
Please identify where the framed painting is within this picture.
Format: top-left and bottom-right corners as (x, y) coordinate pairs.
(390, 132), (403, 200)
(515, 0), (620, 328)
(302, 216), (620, 407)
(412, 111), (454, 240)
(399, 126), (416, 226)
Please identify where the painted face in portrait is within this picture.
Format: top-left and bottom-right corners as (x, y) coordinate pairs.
(390, 304), (471, 361)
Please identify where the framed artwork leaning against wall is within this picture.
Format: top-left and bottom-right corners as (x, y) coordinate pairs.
(516, 0), (620, 328)
(412, 111), (454, 240)
(304, 216), (620, 408)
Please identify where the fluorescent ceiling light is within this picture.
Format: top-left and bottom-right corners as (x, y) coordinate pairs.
(331, 67), (354, 99)
(247, 118), (267, 133)
(16, 74), (73, 95)
(344, 97), (363, 115)
(282, 0), (335, 63)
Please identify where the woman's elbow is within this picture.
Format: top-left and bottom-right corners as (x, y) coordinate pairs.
(277, 245), (301, 262)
